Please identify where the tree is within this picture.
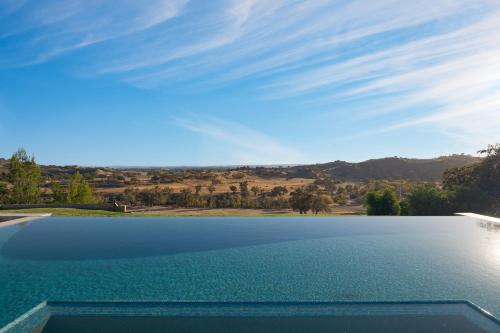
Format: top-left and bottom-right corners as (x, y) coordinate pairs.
(289, 188), (313, 214)
(476, 144), (500, 197)
(399, 200), (410, 216)
(311, 194), (333, 214)
(443, 165), (477, 190)
(365, 189), (400, 215)
(8, 149), (41, 204)
(441, 143), (499, 214)
(239, 181), (250, 198)
(250, 186), (260, 196)
(180, 188), (194, 207)
(444, 143), (500, 196)
(229, 185), (238, 195)
(207, 184), (216, 195)
(449, 185), (494, 213)
(404, 186), (451, 216)
(0, 183), (8, 204)
(270, 186), (288, 197)
(51, 181), (68, 203)
(68, 172), (96, 204)
(124, 187), (139, 205)
(194, 184), (202, 196)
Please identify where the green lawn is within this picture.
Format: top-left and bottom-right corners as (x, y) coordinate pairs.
(0, 207), (364, 217)
(0, 208), (127, 217)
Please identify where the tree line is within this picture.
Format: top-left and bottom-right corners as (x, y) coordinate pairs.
(365, 144), (500, 216)
(2, 144), (497, 216)
(117, 182), (333, 214)
(0, 150), (334, 213)
(0, 149), (96, 205)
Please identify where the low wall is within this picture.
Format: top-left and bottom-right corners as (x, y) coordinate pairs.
(0, 204), (127, 213)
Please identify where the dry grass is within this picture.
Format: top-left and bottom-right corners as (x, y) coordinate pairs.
(95, 176), (314, 195)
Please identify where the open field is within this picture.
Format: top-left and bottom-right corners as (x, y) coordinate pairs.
(93, 175), (315, 195)
(0, 206), (365, 217)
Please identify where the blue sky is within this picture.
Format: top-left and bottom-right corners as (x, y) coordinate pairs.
(1, 0), (500, 166)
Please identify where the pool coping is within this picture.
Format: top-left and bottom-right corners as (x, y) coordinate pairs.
(455, 213), (500, 225)
(0, 213), (52, 228)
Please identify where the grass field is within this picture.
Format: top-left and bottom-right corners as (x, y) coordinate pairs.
(0, 208), (127, 217)
(94, 176), (315, 195)
(0, 206), (365, 217)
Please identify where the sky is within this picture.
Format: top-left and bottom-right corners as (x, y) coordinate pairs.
(1, 0), (500, 166)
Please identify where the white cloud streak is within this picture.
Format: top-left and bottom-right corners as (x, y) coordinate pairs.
(0, 0), (187, 65)
(174, 116), (304, 164)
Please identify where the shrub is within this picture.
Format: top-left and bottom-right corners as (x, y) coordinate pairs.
(365, 189), (401, 215)
(405, 186), (451, 216)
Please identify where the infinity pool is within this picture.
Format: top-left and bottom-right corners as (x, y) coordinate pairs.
(0, 216), (499, 329)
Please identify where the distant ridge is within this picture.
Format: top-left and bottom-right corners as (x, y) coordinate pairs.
(0, 154), (481, 182)
(288, 154), (481, 181)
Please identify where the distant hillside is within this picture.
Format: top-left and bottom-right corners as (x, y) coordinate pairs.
(0, 154), (481, 183)
(290, 154), (481, 181)
(0, 158), (8, 174)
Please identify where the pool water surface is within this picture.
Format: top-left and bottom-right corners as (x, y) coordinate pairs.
(0, 216), (499, 328)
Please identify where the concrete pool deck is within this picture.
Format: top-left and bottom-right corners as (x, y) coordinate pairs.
(0, 213), (52, 228)
(456, 213), (500, 225)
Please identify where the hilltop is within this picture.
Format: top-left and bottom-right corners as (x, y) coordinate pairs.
(290, 154), (480, 181)
(0, 154), (480, 185)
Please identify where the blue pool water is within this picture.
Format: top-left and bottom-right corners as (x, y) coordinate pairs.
(0, 216), (499, 328)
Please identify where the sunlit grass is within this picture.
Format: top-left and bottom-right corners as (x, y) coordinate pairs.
(0, 208), (365, 217)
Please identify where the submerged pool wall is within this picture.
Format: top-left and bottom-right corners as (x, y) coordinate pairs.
(1, 301), (499, 333)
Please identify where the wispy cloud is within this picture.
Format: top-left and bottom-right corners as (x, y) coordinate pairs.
(2, 0), (500, 149)
(174, 115), (304, 164)
(0, 0), (187, 65)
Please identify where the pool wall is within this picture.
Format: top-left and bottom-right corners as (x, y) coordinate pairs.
(1, 301), (499, 333)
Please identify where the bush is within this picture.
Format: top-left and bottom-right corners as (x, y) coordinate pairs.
(448, 185), (494, 213)
(405, 186), (452, 216)
(365, 189), (401, 215)
(399, 200), (409, 216)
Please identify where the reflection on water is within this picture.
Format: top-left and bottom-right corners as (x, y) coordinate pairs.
(477, 221), (500, 232)
(477, 222), (500, 266)
(0, 216), (466, 261)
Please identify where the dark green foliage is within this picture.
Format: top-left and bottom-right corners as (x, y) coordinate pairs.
(476, 144), (500, 197)
(0, 182), (8, 204)
(229, 185), (238, 194)
(404, 186), (452, 216)
(365, 189), (401, 215)
(239, 181), (250, 198)
(448, 185), (494, 213)
(289, 188), (313, 214)
(270, 186), (288, 197)
(399, 200), (409, 216)
(441, 143), (499, 215)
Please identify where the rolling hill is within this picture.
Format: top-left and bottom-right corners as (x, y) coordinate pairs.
(290, 155), (481, 181)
